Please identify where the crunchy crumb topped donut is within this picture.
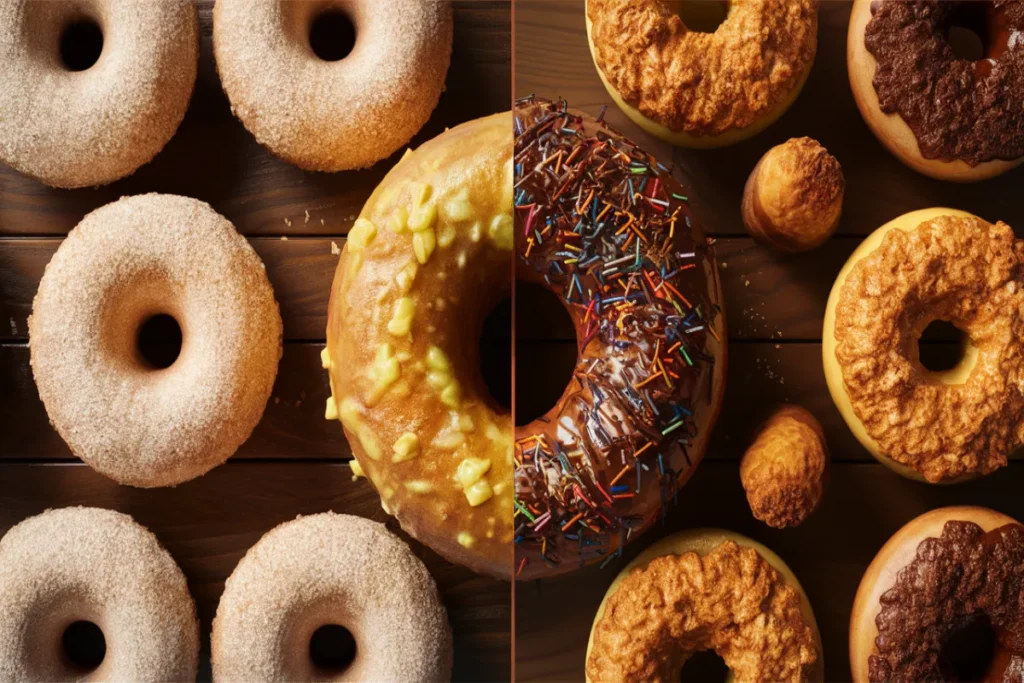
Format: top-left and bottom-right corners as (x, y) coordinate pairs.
(29, 194), (282, 487)
(0, 0), (198, 188)
(212, 513), (452, 682)
(213, 0), (452, 171)
(587, 530), (822, 683)
(586, 0), (819, 147)
(0, 507), (199, 682)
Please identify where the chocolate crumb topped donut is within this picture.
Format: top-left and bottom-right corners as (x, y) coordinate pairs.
(849, 0), (1024, 181)
(851, 507), (1024, 682)
(513, 98), (726, 580)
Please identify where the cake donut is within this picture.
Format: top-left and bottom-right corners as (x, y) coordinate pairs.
(212, 513), (452, 682)
(29, 194), (282, 487)
(0, 507), (199, 682)
(213, 0), (453, 172)
(848, 0), (1024, 181)
(587, 529), (822, 682)
(513, 98), (726, 580)
(324, 113), (514, 578)
(850, 506), (1024, 682)
(585, 0), (819, 147)
(823, 208), (1024, 483)
(0, 0), (198, 188)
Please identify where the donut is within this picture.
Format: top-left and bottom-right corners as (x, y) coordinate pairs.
(848, 0), (1024, 182)
(29, 193), (283, 487)
(740, 405), (828, 529)
(213, 0), (453, 172)
(0, 507), (199, 681)
(324, 113), (514, 578)
(211, 512), (452, 681)
(0, 0), (198, 188)
(586, 529), (823, 682)
(823, 207), (1024, 483)
(850, 506), (1024, 682)
(513, 98), (726, 580)
(741, 137), (845, 253)
(585, 0), (818, 147)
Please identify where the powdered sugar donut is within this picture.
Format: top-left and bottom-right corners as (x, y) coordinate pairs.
(213, 0), (452, 171)
(0, 0), (198, 188)
(28, 194), (283, 487)
(212, 513), (452, 682)
(0, 507), (199, 682)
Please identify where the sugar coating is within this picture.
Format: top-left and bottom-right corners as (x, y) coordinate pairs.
(28, 194), (283, 488)
(211, 512), (453, 682)
(213, 0), (452, 171)
(0, 507), (199, 682)
(0, 0), (198, 188)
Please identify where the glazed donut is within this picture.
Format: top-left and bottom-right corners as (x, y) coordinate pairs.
(29, 194), (282, 487)
(848, 0), (1024, 181)
(213, 0), (452, 172)
(324, 113), (514, 578)
(586, 529), (822, 682)
(585, 0), (818, 147)
(0, 0), (197, 188)
(850, 506), (1024, 682)
(0, 507), (199, 682)
(212, 512), (452, 682)
(823, 208), (1024, 483)
(513, 98), (726, 580)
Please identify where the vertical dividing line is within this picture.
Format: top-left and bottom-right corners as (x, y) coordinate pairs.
(509, 0), (518, 680)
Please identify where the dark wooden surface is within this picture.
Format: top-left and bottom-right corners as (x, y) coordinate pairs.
(513, 2), (1024, 682)
(0, 2), (511, 681)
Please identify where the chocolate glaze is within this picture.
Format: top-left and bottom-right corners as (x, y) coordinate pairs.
(864, 0), (1024, 166)
(870, 521), (1024, 682)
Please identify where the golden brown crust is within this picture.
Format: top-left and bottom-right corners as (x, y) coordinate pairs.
(741, 405), (828, 528)
(587, 541), (819, 682)
(742, 137), (844, 252)
(834, 215), (1024, 482)
(587, 0), (818, 136)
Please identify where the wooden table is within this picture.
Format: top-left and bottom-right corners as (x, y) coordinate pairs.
(513, 2), (1024, 681)
(0, 3), (511, 680)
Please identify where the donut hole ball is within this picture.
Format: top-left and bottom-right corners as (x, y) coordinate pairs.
(59, 17), (104, 72)
(513, 281), (577, 426)
(479, 296), (512, 413)
(938, 613), (997, 682)
(62, 620), (107, 673)
(307, 7), (357, 62)
(679, 650), (730, 682)
(308, 623), (358, 675)
(663, 0), (728, 34)
(917, 319), (972, 378)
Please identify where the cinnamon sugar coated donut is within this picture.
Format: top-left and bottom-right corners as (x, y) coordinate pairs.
(29, 194), (282, 487)
(0, 0), (198, 188)
(212, 513), (452, 682)
(213, 0), (453, 171)
(0, 507), (199, 682)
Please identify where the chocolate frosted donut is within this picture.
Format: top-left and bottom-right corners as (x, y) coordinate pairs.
(212, 513), (452, 682)
(513, 98), (726, 579)
(0, 0), (198, 188)
(0, 507), (199, 682)
(29, 194), (282, 487)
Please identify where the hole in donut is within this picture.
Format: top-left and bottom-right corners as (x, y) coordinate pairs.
(917, 320), (967, 374)
(514, 281), (577, 426)
(946, 3), (997, 63)
(309, 624), (357, 673)
(680, 649), (730, 682)
(59, 19), (103, 72)
(664, 0), (728, 34)
(480, 296), (512, 412)
(309, 9), (357, 62)
(136, 314), (183, 370)
(62, 621), (105, 672)
(939, 614), (996, 682)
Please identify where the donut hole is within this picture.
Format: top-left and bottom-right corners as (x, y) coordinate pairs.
(938, 614), (996, 681)
(59, 19), (103, 72)
(61, 620), (105, 673)
(308, 9), (357, 62)
(514, 282), (577, 426)
(680, 649), (730, 682)
(917, 320), (968, 375)
(665, 0), (728, 34)
(309, 624), (357, 674)
(480, 296), (512, 412)
(945, 3), (997, 62)
(136, 314), (183, 370)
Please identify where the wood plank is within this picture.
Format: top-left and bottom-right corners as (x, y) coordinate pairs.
(0, 461), (510, 682)
(0, 2), (512, 237)
(514, 461), (1024, 683)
